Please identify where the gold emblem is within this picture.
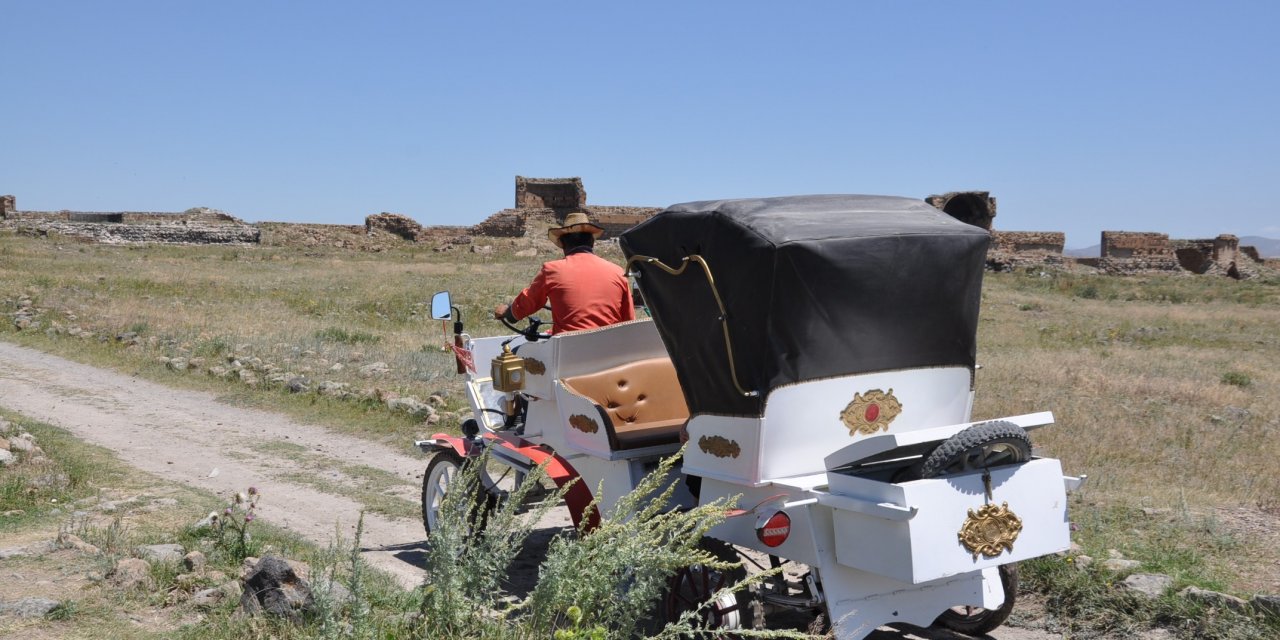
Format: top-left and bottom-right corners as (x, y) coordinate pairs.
(698, 435), (741, 459)
(840, 388), (903, 436)
(958, 502), (1023, 559)
(523, 358), (546, 375)
(568, 414), (599, 434)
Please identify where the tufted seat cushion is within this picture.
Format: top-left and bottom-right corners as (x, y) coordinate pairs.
(562, 357), (690, 450)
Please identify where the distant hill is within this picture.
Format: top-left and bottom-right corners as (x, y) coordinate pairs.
(1064, 244), (1100, 258)
(1065, 237), (1278, 259)
(1241, 236), (1280, 258)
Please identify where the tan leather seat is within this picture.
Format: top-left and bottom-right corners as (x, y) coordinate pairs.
(562, 357), (689, 450)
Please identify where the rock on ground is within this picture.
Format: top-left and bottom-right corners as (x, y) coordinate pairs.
(1121, 573), (1174, 599)
(183, 550), (207, 572)
(109, 557), (153, 591)
(136, 543), (186, 564)
(239, 555), (316, 622)
(1251, 593), (1280, 618)
(0, 597), (61, 618)
(1179, 586), (1249, 612)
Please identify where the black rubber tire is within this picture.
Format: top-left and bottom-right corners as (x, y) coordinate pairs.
(420, 450), (497, 537)
(918, 421), (1032, 479)
(421, 450), (462, 537)
(655, 537), (761, 634)
(934, 563), (1019, 635)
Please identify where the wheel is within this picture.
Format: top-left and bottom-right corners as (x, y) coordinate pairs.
(420, 449), (498, 537)
(934, 563), (1018, 635)
(918, 421), (1032, 479)
(421, 450), (463, 537)
(656, 537), (761, 634)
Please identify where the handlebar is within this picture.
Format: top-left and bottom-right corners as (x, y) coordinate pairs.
(500, 314), (551, 342)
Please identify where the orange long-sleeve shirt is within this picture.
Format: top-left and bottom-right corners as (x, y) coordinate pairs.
(509, 251), (635, 334)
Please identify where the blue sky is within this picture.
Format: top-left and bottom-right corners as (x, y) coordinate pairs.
(2, 1), (1277, 248)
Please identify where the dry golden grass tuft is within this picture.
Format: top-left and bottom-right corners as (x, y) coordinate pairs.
(976, 272), (1280, 512)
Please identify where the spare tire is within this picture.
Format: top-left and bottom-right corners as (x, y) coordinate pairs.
(919, 421), (1031, 479)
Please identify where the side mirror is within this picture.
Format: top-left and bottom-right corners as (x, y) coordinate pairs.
(430, 291), (453, 320)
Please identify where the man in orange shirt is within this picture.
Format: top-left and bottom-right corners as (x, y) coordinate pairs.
(493, 211), (635, 334)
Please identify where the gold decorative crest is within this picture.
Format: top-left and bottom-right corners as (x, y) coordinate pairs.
(523, 358), (546, 375)
(840, 388), (903, 437)
(958, 502), (1023, 559)
(698, 435), (741, 459)
(568, 414), (599, 434)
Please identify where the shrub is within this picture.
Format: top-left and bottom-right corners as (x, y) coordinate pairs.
(417, 450), (801, 638)
(1220, 371), (1252, 387)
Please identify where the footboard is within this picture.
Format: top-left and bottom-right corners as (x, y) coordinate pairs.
(824, 458), (1071, 584)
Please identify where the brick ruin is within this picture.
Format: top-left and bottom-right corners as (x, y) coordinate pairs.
(1083, 232), (1268, 278)
(1096, 231), (1182, 274)
(515, 176), (586, 210)
(923, 192), (1272, 277)
(925, 191), (997, 230)
(470, 176), (661, 241)
(0, 196), (260, 244)
(2, 185), (1274, 277)
(926, 191), (1071, 271)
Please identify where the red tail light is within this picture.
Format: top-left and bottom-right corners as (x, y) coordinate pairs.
(756, 510), (791, 547)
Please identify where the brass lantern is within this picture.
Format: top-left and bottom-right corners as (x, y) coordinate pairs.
(490, 344), (526, 393)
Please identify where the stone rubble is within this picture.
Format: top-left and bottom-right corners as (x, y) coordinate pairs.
(1120, 573), (1175, 599)
(0, 597), (61, 618)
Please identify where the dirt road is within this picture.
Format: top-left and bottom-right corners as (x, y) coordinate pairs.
(0, 340), (1070, 639)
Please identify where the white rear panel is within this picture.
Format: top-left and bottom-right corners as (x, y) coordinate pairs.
(685, 367), (973, 485)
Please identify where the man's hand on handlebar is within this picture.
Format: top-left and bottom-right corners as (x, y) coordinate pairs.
(493, 302), (551, 341)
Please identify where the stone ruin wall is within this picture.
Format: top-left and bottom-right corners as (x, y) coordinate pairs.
(924, 194), (1271, 278)
(926, 191), (997, 230)
(1, 197), (260, 244)
(1171, 234), (1263, 279)
(990, 231), (1065, 253)
(1097, 231), (1182, 274)
(469, 178), (661, 243)
(515, 176), (586, 210)
(5, 185), (1274, 276)
(984, 231), (1068, 271)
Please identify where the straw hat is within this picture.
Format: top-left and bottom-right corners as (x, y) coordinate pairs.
(547, 211), (604, 247)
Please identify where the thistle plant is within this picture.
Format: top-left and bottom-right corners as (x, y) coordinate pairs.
(207, 485), (261, 560)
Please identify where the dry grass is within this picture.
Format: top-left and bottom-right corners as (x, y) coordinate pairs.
(4, 235), (1277, 514)
(976, 271), (1280, 512)
(3, 234), (1279, 511)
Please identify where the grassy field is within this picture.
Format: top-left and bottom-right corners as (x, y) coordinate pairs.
(0, 408), (413, 640)
(3, 230), (1280, 635)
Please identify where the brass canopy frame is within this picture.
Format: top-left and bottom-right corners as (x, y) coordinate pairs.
(626, 254), (758, 398)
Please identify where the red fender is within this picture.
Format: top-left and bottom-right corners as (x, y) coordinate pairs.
(427, 432), (473, 457)
(425, 432), (599, 531)
(516, 445), (600, 531)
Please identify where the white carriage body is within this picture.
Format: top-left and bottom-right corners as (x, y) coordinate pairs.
(453, 319), (1075, 639)
(430, 195), (1079, 639)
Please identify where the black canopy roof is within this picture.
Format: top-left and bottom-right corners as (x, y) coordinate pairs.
(619, 194), (991, 417)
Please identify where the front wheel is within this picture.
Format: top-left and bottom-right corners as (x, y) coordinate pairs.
(421, 450), (463, 537)
(934, 563), (1018, 635)
(420, 450), (498, 537)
